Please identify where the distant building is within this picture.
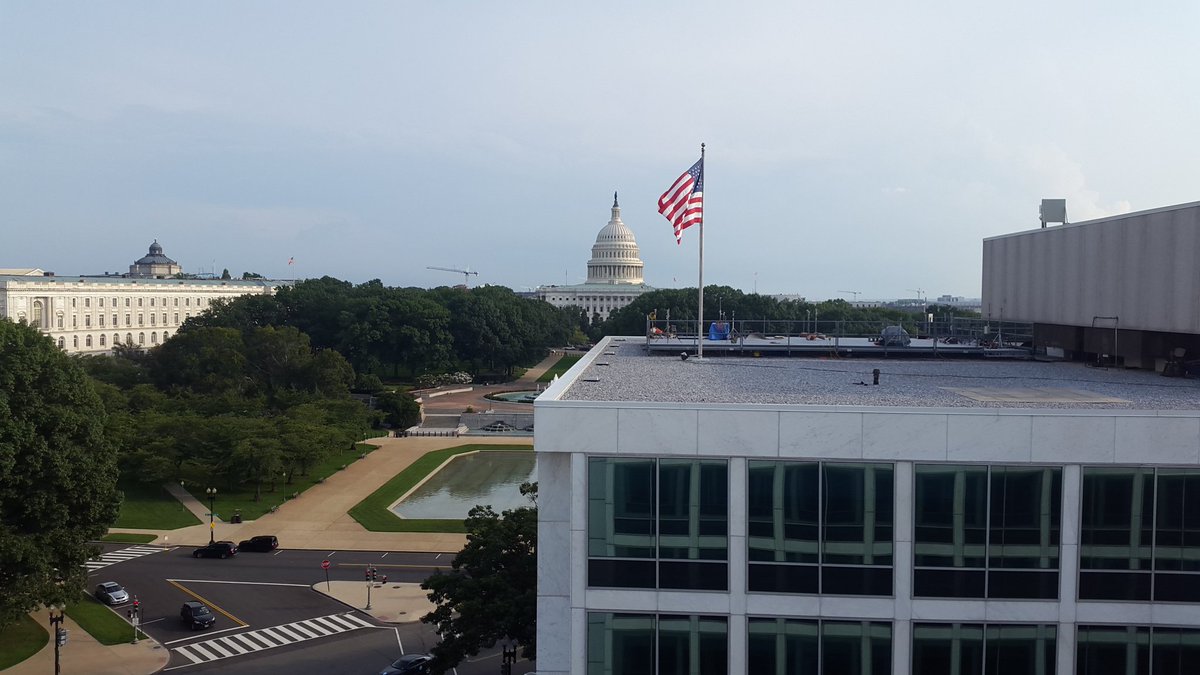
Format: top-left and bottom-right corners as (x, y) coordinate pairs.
(0, 241), (279, 354)
(983, 200), (1200, 368)
(537, 193), (652, 320)
(128, 240), (182, 278)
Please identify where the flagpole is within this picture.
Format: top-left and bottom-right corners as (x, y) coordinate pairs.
(697, 142), (705, 360)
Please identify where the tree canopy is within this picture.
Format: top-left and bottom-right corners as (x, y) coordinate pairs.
(192, 277), (577, 379)
(422, 483), (537, 673)
(78, 323), (373, 498)
(0, 318), (121, 626)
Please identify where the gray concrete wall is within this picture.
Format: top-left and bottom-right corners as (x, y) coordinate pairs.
(982, 201), (1200, 334)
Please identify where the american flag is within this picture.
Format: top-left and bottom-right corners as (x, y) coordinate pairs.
(658, 157), (704, 244)
(288, 257), (294, 265)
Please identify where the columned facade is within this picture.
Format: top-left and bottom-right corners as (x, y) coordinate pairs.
(538, 193), (652, 321)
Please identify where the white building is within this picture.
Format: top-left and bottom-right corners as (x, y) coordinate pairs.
(0, 242), (278, 354)
(534, 337), (1200, 674)
(537, 194), (652, 321)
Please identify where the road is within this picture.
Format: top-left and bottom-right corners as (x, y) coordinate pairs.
(87, 543), (536, 675)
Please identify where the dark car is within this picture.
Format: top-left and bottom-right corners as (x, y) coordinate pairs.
(237, 535), (278, 552)
(180, 601), (216, 629)
(380, 653), (432, 675)
(192, 541), (237, 559)
(94, 582), (129, 606)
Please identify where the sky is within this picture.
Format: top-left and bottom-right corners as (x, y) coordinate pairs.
(2, 2), (1198, 300)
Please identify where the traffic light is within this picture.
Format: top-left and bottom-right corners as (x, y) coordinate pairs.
(370, 567), (378, 582)
(365, 569), (371, 581)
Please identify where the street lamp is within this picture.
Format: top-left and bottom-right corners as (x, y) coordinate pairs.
(205, 487), (217, 545)
(49, 604), (66, 675)
(500, 636), (518, 675)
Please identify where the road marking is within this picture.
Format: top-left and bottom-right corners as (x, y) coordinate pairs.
(435, 554), (442, 559)
(166, 580), (247, 627)
(381, 552), (389, 558)
(164, 612), (375, 669)
(327, 551), (336, 556)
(167, 578), (310, 587)
(395, 627), (404, 653)
(273, 549), (283, 556)
(84, 545), (169, 572)
(163, 626), (243, 645)
(336, 562), (445, 570)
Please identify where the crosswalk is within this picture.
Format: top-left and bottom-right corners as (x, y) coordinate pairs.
(85, 545), (168, 572)
(171, 612), (376, 666)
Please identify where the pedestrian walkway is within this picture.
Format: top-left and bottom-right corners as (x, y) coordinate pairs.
(85, 545), (170, 572)
(4, 611), (169, 675)
(167, 612), (375, 668)
(106, 436), (532, 551)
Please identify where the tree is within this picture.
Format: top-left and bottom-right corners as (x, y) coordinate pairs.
(0, 319), (121, 626)
(422, 483), (537, 673)
(221, 268), (232, 280)
(375, 390), (421, 429)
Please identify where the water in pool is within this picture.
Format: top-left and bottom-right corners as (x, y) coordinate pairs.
(391, 451), (536, 519)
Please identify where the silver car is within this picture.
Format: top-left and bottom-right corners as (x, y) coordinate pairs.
(95, 582), (129, 605)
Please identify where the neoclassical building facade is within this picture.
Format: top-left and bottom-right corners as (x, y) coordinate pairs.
(0, 242), (278, 354)
(537, 194), (652, 320)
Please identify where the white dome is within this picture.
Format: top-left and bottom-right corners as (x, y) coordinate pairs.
(587, 192), (644, 285)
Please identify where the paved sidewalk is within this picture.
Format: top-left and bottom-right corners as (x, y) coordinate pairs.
(5, 612), (168, 675)
(314, 580), (433, 624)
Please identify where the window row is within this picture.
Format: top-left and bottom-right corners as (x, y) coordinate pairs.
(67, 296), (209, 308)
(57, 332), (170, 350)
(587, 460), (1200, 601)
(585, 617), (1200, 675)
(588, 458), (729, 590)
(1080, 468), (1200, 601)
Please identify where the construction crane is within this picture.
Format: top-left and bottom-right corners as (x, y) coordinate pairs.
(427, 266), (479, 287)
(838, 290), (862, 302)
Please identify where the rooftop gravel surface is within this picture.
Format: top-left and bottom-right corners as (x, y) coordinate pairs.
(560, 341), (1200, 410)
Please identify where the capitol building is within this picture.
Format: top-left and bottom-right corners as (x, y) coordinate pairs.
(537, 194), (652, 320)
(0, 241), (278, 354)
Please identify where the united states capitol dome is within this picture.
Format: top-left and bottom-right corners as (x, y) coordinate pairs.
(587, 192), (644, 285)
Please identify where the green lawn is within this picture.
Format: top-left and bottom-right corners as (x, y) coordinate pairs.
(0, 613), (48, 670)
(66, 596), (139, 645)
(184, 441), (381, 521)
(349, 443), (533, 532)
(113, 482), (202, 530)
(101, 533), (158, 544)
(536, 354), (582, 382)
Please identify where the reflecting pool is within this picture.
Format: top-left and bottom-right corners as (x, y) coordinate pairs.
(491, 390), (540, 403)
(391, 451), (537, 519)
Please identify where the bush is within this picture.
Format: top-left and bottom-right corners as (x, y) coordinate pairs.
(415, 371), (473, 389)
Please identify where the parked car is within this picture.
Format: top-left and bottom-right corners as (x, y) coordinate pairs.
(94, 582), (129, 605)
(237, 535), (278, 552)
(180, 601), (216, 629)
(380, 654), (432, 675)
(192, 541), (237, 559)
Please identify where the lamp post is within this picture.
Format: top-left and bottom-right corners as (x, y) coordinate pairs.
(50, 604), (66, 675)
(206, 487), (217, 545)
(500, 637), (517, 675)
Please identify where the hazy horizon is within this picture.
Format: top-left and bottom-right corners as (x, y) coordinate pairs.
(4, 2), (1197, 299)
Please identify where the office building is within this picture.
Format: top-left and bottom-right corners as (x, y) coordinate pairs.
(534, 339), (1200, 674)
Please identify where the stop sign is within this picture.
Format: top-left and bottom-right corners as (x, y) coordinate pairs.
(321, 559), (330, 570)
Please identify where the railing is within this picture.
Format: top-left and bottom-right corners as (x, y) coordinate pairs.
(645, 317), (1034, 348)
